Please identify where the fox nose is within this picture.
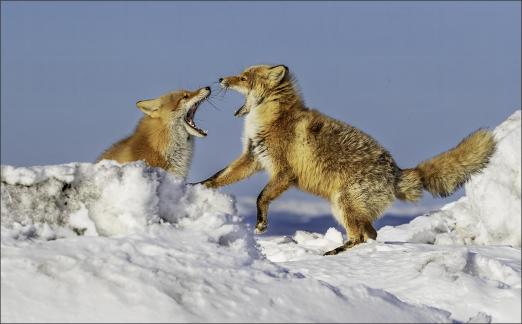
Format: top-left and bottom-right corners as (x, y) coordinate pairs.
(219, 78), (223, 83)
(205, 86), (210, 91)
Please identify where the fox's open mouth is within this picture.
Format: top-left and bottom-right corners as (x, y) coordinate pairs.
(184, 95), (209, 137)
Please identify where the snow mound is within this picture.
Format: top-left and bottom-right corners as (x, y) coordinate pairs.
(1, 160), (248, 246)
(1, 161), (453, 322)
(379, 110), (521, 247)
(2, 111), (519, 322)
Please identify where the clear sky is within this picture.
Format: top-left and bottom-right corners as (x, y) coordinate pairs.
(1, 1), (520, 211)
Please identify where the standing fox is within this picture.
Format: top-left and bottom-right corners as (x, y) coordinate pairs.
(98, 87), (210, 178)
(197, 64), (496, 255)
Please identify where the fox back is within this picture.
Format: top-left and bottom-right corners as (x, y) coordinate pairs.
(206, 64), (494, 254)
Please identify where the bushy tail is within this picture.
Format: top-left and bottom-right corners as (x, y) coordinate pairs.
(395, 129), (496, 202)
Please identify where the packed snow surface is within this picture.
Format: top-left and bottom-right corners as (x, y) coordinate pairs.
(1, 111), (520, 322)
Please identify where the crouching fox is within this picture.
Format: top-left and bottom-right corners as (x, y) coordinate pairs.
(98, 87), (210, 178)
(197, 64), (495, 255)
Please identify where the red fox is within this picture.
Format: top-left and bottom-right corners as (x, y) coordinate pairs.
(98, 87), (210, 178)
(197, 65), (495, 255)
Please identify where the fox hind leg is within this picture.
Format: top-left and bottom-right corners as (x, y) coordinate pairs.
(324, 192), (380, 256)
(364, 222), (377, 241)
(324, 216), (368, 256)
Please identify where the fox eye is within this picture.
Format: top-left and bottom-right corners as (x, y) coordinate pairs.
(240, 76), (247, 81)
(183, 93), (189, 99)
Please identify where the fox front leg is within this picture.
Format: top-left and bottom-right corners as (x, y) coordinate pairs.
(197, 153), (261, 189)
(255, 174), (294, 234)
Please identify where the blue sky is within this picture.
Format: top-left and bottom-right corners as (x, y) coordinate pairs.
(1, 1), (520, 212)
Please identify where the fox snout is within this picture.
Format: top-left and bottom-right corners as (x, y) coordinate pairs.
(219, 77), (229, 88)
(200, 86), (211, 96)
(193, 86), (211, 101)
(219, 76), (241, 88)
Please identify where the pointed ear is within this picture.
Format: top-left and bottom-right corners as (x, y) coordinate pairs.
(136, 98), (161, 117)
(267, 65), (288, 83)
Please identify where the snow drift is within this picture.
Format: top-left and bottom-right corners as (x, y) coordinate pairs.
(379, 110), (521, 247)
(1, 161), (451, 323)
(1, 161), (248, 244)
(1, 111), (520, 323)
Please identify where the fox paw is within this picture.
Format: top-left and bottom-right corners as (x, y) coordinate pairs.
(323, 248), (343, 256)
(254, 222), (267, 234)
(189, 181), (213, 188)
(323, 241), (357, 256)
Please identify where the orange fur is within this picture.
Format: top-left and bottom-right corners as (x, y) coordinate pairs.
(199, 65), (495, 255)
(98, 87), (210, 177)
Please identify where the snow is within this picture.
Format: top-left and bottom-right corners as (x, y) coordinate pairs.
(1, 110), (520, 322)
(258, 231), (520, 323)
(379, 110), (521, 247)
(1, 161), (449, 323)
(1, 161), (248, 244)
